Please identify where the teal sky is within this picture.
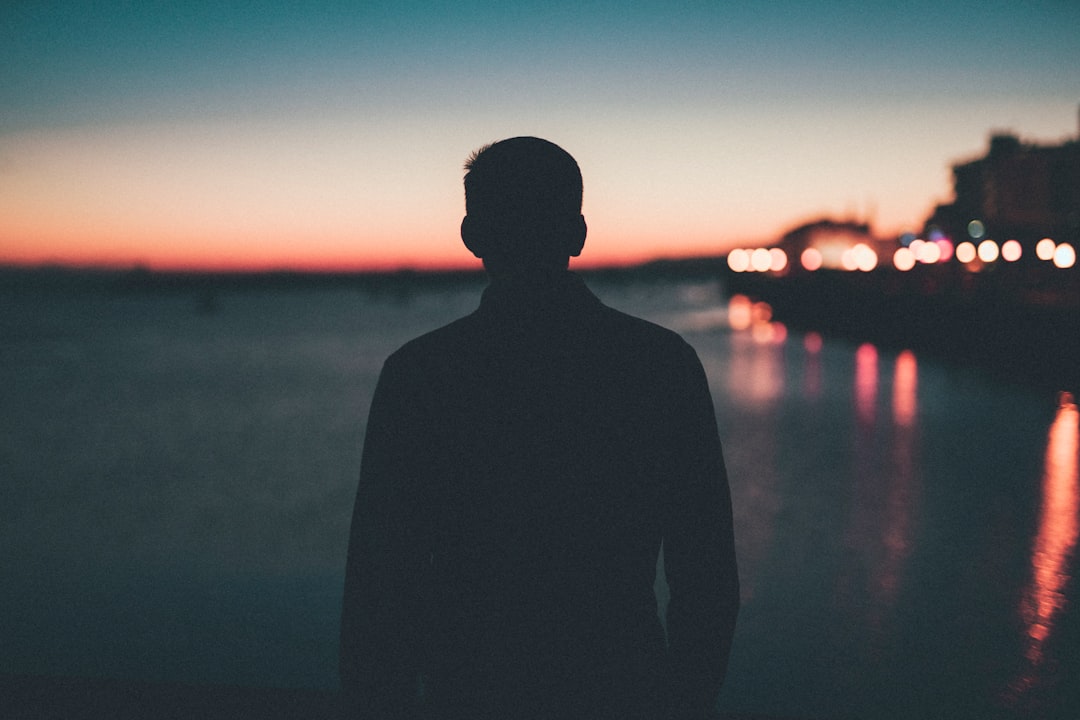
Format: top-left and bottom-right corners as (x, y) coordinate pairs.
(3, 1), (1079, 268)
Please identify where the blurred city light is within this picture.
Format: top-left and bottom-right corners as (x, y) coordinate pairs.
(916, 240), (942, 264)
(751, 247), (772, 272)
(728, 294), (752, 330)
(956, 241), (977, 263)
(1001, 239), (1023, 262)
(967, 219), (986, 239)
(1054, 243), (1076, 269)
(770, 322), (787, 344)
(977, 239), (1000, 263)
(801, 247), (823, 272)
(752, 320), (786, 345)
(852, 243), (878, 272)
(728, 248), (750, 272)
(893, 247), (916, 271)
(1036, 238), (1057, 261)
(769, 247), (788, 273)
(936, 238), (955, 261)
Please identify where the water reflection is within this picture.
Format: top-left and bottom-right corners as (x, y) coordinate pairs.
(840, 345), (921, 651)
(721, 294), (793, 602)
(880, 351), (919, 609)
(1006, 393), (1079, 706)
(892, 350), (917, 428)
(725, 295), (786, 405)
(854, 343), (878, 425)
(802, 332), (823, 399)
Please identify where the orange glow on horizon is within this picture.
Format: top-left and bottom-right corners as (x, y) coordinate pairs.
(0, 224), (739, 273)
(0, 241), (481, 273)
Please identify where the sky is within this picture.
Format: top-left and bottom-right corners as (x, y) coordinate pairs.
(2, 1), (1079, 271)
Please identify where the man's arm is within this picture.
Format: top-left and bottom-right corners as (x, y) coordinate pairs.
(340, 355), (431, 719)
(662, 343), (740, 720)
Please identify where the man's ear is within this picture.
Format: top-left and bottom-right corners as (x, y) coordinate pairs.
(461, 216), (486, 259)
(567, 215), (587, 257)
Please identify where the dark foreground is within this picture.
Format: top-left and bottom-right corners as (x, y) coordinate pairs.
(0, 675), (804, 720)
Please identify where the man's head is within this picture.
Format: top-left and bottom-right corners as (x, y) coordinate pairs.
(461, 137), (586, 273)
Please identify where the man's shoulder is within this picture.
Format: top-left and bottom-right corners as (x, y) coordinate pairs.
(596, 303), (685, 340)
(382, 312), (482, 367)
(590, 303), (697, 356)
(381, 291), (699, 371)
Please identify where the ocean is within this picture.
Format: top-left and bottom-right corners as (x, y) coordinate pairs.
(1, 272), (1077, 719)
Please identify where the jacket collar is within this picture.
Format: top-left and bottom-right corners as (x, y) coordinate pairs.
(477, 270), (601, 322)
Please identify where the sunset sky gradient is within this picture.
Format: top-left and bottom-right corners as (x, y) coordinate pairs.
(3, 1), (1079, 270)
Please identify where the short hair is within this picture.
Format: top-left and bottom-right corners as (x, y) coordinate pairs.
(464, 137), (583, 225)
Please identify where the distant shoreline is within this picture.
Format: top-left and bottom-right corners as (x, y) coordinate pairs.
(0, 257), (730, 294)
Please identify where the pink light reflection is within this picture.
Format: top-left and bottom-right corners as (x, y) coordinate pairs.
(855, 343), (878, 425)
(802, 332), (823, 399)
(837, 342), (920, 645)
(892, 351), (917, 427)
(1005, 393), (1079, 705)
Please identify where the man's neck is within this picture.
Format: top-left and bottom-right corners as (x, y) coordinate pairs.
(484, 261), (572, 287)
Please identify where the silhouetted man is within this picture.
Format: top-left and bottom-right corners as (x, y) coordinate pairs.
(340, 137), (739, 720)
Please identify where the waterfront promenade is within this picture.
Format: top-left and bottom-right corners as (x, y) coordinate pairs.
(721, 256), (1079, 393)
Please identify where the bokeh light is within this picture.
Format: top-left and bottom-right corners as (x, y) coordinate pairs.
(916, 240), (942, 264)
(728, 248), (750, 272)
(801, 247), (823, 272)
(956, 241), (977, 263)
(852, 243), (878, 272)
(1036, 238), (1057, 261)
(728, 294), (752, 330)
(751, 301), (773, 325)
(968, 220), (986, 239)
(1054, 243), (1076, 269)
(893, 247), (916, 271)
(977, 239), (999, 263)
(936, 238), (954, 261)
(750, 247), (772, 272)
(769, 247), (788, 273)
(1001, 239), (1023, 262)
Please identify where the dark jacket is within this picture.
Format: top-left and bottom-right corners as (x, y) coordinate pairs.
(340, 271), (738, 719)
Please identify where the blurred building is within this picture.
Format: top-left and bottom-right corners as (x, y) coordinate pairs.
(926, 130), (1080, 248)
(777, 218), (886, 271)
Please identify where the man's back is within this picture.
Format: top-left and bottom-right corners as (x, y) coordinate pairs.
(341, 271), (738, 719)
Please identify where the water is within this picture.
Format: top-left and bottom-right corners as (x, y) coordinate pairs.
(1, 275), (1077, 718)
